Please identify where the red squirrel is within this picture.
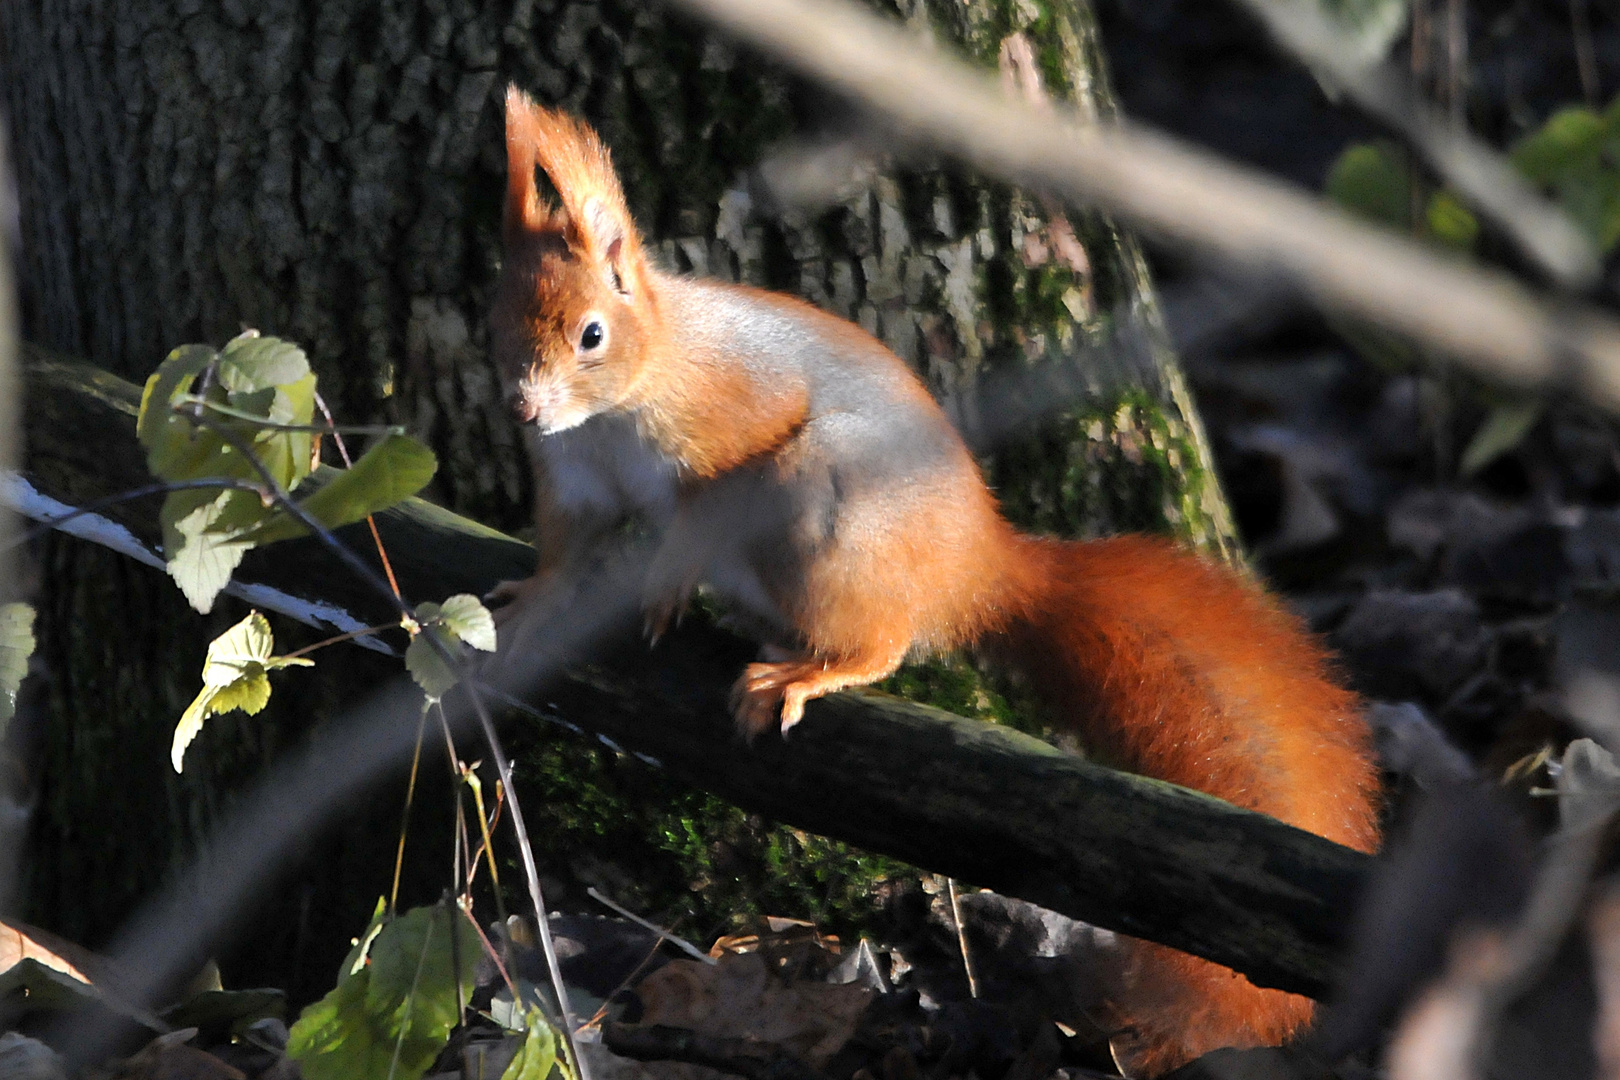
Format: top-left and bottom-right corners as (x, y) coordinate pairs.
(490, 87), (1380, 1077)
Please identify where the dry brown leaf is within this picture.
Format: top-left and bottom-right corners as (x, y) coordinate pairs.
(109, 1029), (245, 1080)
(635, 952), (872, 1068)
(0, 918), (91, 984)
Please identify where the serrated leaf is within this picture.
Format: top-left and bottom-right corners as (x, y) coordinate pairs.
(161, 489), (254, 613)
(172, 612), (312, 771)
(172, 686), (220, 773)
(0, 603), (35, 739)
(438, 594), (497, 653)
(502, 1008), (559, 1080)
(289, 904), (479, 1080)
(218, 333), (311, 393)
(207, 487), (278, 536)
(405, 625), (461, 701)
(240, 434), (437, 546)
(1460, 400), (1543, 476)
(209, 669), (272, 715)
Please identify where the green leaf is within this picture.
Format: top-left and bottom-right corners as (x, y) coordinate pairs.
(172, 612), (312, 771)
(172, 687), (221, 774)
(501, 1008), (559, 1080)
(1425, 190), (1480, 251)
(240, 434), (437, 545)
(218, 332), (311, 394)
(366, 904), (481, 1030)
(140, 346), (235, 483)
(138, 345), (218, 454)
(161, 488), (255, 613)
(140, 337), (318, 493)
(1511, 106), (1607, 183)
(206, 487), (278, 537)
(286, 959), (386, 1080)
(0, 603), (35, 740)
(1460, 399), (1543, 476)
(438, 595), (497, 653)
(1509, 104), (1620, 254)
(405, 621), (462, 702)
(341, 899), (391, 983)
(288, 904), (480, 1080)
(1326, 142), (1413, 230)
(250, 371), (319, 492)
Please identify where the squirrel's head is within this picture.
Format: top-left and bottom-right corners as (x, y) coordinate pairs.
(492, 88), (656, 434)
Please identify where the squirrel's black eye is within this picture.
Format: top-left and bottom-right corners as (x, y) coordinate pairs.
(580, 321), (604, 350)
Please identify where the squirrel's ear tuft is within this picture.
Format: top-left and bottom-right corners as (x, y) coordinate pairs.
(504, 85), (551, 244)
(502, 88), (645, 292)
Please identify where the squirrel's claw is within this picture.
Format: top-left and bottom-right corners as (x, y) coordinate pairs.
(642, 596), (686, 646)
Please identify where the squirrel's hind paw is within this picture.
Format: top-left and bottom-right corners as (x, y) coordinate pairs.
(730, 660), (811, 740)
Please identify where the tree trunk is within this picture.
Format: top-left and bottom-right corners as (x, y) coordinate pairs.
(1, 0), (1242, 992)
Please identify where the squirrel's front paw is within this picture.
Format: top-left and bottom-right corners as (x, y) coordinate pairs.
(485, 573), (568, 637)
(641, 592), (689, 645)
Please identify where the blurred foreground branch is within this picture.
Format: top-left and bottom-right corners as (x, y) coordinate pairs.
(10, 349), (1369, 1001)
(1235, 0), (1597, 287)
(673, 0), (1620, 408)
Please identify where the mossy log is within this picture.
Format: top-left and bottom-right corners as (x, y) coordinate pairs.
(13, 348), (1371, 1000)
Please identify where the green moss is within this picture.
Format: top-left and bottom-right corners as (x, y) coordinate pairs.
(504, 719), (904, 940)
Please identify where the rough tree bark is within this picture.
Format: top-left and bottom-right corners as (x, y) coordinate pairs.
(1, 0), (1245, 989)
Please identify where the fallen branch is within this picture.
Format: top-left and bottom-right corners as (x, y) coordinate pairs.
(13, 349), (1370, 1000)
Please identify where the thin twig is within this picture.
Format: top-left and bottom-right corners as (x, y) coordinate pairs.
(436, 703), (474, 901)
(462, 679), (593, 1080)
(945, 878), (981, 999)
(669, 0), (1620, 407)
(583, 931), (678, 1030)
(190, 397), (583, 1077)
(586, 887), (717, 966)
(313, 391), (404, 603)
(186, 409), (409, 618)
(177, 395), (404, 435)
(390, 703), (431, 916)
(280, 623), (396, 661)
(463, 763), (509, 923)
(458, 899), (522, 1004)
(1572, 0), (1601, 107)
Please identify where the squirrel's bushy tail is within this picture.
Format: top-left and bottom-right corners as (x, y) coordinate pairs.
(988, 535), (1379, 1076)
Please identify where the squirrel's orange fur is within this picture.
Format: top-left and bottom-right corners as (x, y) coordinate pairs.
(492, 88), (1380, 1077)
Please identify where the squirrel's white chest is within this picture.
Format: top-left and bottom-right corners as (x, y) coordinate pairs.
(530, 413), (678, 524)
